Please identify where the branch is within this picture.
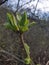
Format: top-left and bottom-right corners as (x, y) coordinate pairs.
(0, 0), (8, 6)
(46, 61), (49, 65)
(0, 49), (25, 64)
(19, 0), (32, 9)
(33, 0), (39, 14)
(15, 0), (32, 13)
(16, 0), (20, 12)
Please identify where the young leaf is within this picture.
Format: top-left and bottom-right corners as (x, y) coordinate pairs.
(23, 43), (31, 64)
(11, 13), (19, 31)
(23, 43), (30, 57)
(7, 13), (14, 26)
(25, 57), (31, 65)
(19, 12), (27, 26)
(4, 22), (16, 31)
(19, 25), (28, 32)
(17, 12), (29, 32)
(25, 19), (29, 26)
(28, 21), (36, 28)
(16, 14), (21, 22)
(7, 13), (19, 31)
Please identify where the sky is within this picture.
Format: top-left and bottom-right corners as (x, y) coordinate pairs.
(34, 0), (49, 12)
(7, 0), (49, 12)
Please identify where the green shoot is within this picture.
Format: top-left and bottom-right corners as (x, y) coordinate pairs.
(4, 12), (36, 65)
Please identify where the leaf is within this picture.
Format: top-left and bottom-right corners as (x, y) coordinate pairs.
(4, 12), (36, 33)
(19, 26), (28, 32)
(23, 43), (30, 57)
(24, 19), (29, 27)
(23, 43), (31, 64)
(16, 14), (21, 22)
(11, 13), (19, 31)
(4, 22), (16, 31)
(17, 12), (29, 32)
(28, 21), (36, 28)
(7, 13), (19, 31)
(25, 57), (31, 64)
(19, 12), (27, 26)
(7, 13), (14, 26)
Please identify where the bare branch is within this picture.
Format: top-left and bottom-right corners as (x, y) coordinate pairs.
(19, 0), (32, 8)
(33, 0), (39, 14)
(15, 0), (32, 13)
(16, 0), (20, 12)
(0, 0), (7, 6)
(0, 49), (25, 64)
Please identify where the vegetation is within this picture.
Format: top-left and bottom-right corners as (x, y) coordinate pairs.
(0, 1), (49, 65)
(4, 12), (36, 65)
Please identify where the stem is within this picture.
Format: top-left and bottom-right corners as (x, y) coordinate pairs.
(18, 33), (31, 65)
(20, 33), (24, 46)
(17, 33), (26, 65)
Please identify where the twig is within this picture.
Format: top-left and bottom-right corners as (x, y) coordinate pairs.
(33, 0), (39, 14)
(46, 61), (49, 65)
(0, 0), (8, 6)
(16, 0), (20, 12)
(19, 0), (32, 9)
(15, 0), (32, 13)
(0, 49), (25, 64)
